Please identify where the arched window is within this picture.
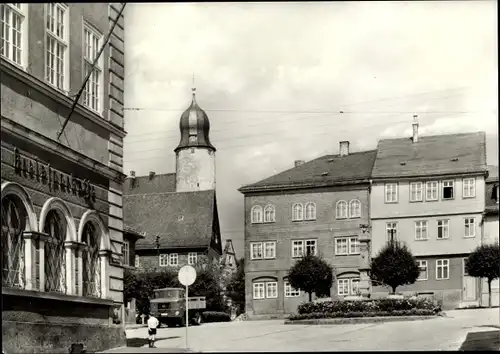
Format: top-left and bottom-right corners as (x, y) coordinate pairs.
(82, 222), (101, 297)
(336, 200), (348, 219)
(292, 203), (303, 221)
(349, 199), (361, 218)
(43, 209), (67, 293)
(305, 202), (316, 220)
(264, 204), (275, 223)
(251, 205), (263, 224)
(1, 195), (27, 288)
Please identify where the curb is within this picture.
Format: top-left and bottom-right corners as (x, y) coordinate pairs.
(97, 346), (199, 353)
(284, 315), (439, 325)
(125, 324), (148, 329)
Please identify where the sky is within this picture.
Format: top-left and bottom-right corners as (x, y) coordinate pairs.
(123, 1), (498, 257)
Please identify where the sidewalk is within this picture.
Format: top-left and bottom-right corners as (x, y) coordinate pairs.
(98, 347), (197, 353)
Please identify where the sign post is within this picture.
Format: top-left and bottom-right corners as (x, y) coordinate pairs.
(178, 265), (197, 350)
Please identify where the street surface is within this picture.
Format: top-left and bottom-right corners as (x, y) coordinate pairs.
(111, 308), (499, 352)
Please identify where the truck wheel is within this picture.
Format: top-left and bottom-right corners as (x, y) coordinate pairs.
(192, 312), (202, 326)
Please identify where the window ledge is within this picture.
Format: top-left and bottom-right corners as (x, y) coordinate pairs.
(2, 287), (115, 306)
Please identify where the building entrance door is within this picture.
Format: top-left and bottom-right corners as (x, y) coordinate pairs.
(462, 258), (477, 302)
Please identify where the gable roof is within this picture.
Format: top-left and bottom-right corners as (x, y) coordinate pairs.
(123, 173), (176, 195)
(123, 189), (216, 250)
(223, 239), (235, 256)
(485, 165), (499, 215)
(239, 150), (377, 193)
(487, 165), (498, 183)
(371, 132), (487, 179)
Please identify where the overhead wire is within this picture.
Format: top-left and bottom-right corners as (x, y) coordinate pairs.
(124, 87), (474, 140)
(122, 111), (463, 162)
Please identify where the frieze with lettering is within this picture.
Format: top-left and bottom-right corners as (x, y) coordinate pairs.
(14, 147), (97, 203)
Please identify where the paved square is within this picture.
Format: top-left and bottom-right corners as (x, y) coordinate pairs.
(121, 308), (499, 352)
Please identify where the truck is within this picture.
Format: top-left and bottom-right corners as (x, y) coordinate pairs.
(149, 287), (206, 327)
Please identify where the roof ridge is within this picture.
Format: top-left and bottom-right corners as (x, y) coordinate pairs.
(129, 172), (176, 179)
(379, 131), (485, 142)
(124, 189), (215, 197)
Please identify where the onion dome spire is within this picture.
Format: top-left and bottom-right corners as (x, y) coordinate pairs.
(174, 86), (216, 153)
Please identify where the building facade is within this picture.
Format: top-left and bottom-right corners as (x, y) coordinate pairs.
(1, 3), (127, 353)
(370, 123), (487, 309)
(238, 142), (377, 318)
(480, 165), (499, 306)
(123, 89), (222, 274)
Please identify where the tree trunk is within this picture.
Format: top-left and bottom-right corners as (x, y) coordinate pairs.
(391, 286), (396, 294)
(308, 292), (312, 302)
(488, 279), (492, 308)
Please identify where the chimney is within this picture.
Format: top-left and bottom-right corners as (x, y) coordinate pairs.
(412, 114), (419, 143)
(294, 160), (305, 167)
(149, 171), (155, 179)
(339, 141), (350, 156)
(130, 171), (136, 188)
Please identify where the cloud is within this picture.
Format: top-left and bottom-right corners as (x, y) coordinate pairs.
(123, 2), (498, 256)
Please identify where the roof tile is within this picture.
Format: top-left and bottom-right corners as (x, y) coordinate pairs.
(239, 150), (377, 192)
(123, 190), (215, 249)
(124, 173), (176, 195)
(371, 132), (487, 178)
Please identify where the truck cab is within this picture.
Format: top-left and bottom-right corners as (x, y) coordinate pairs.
(150, 287), (205, 327)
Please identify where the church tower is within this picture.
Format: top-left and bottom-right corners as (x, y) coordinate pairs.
(175, 88), (216, 192)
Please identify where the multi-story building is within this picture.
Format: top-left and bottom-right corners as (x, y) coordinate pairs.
(480, 165), (499, 306)
(238, 142), (377, 318)
(370, 121), (487, 309)
(1, 3), (127, 353)
(123, 89), (222, 271)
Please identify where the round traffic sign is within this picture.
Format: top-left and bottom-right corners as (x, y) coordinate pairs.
(178, 265), (197, 286)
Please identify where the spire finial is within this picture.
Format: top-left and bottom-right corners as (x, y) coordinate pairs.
(192, 73), (196, 97)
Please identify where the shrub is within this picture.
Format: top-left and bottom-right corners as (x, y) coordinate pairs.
(202, 311), (231, 323)
(297, 298), (439, 315)
(289, 309), (436, 321)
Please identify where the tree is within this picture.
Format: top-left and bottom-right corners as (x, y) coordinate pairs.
(288, 254), (334, 302)
(226, 258), (245, 314)
(369, 240), (420, 294)
(466, 243), (500, 308)
(124, 268), (178, 315)
(124, 262), (229, 315)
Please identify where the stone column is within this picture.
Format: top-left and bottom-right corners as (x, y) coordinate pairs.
(23, 232), (50, 291)
(76, 244), (86, 296)
(99, 250), (110, 299)
(22, 232), (35, 290)
(64, 241), (80, 295)
(358, 224), (372, 298)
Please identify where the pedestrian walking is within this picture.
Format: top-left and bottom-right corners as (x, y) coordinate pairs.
(147, 313), (160, 348)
